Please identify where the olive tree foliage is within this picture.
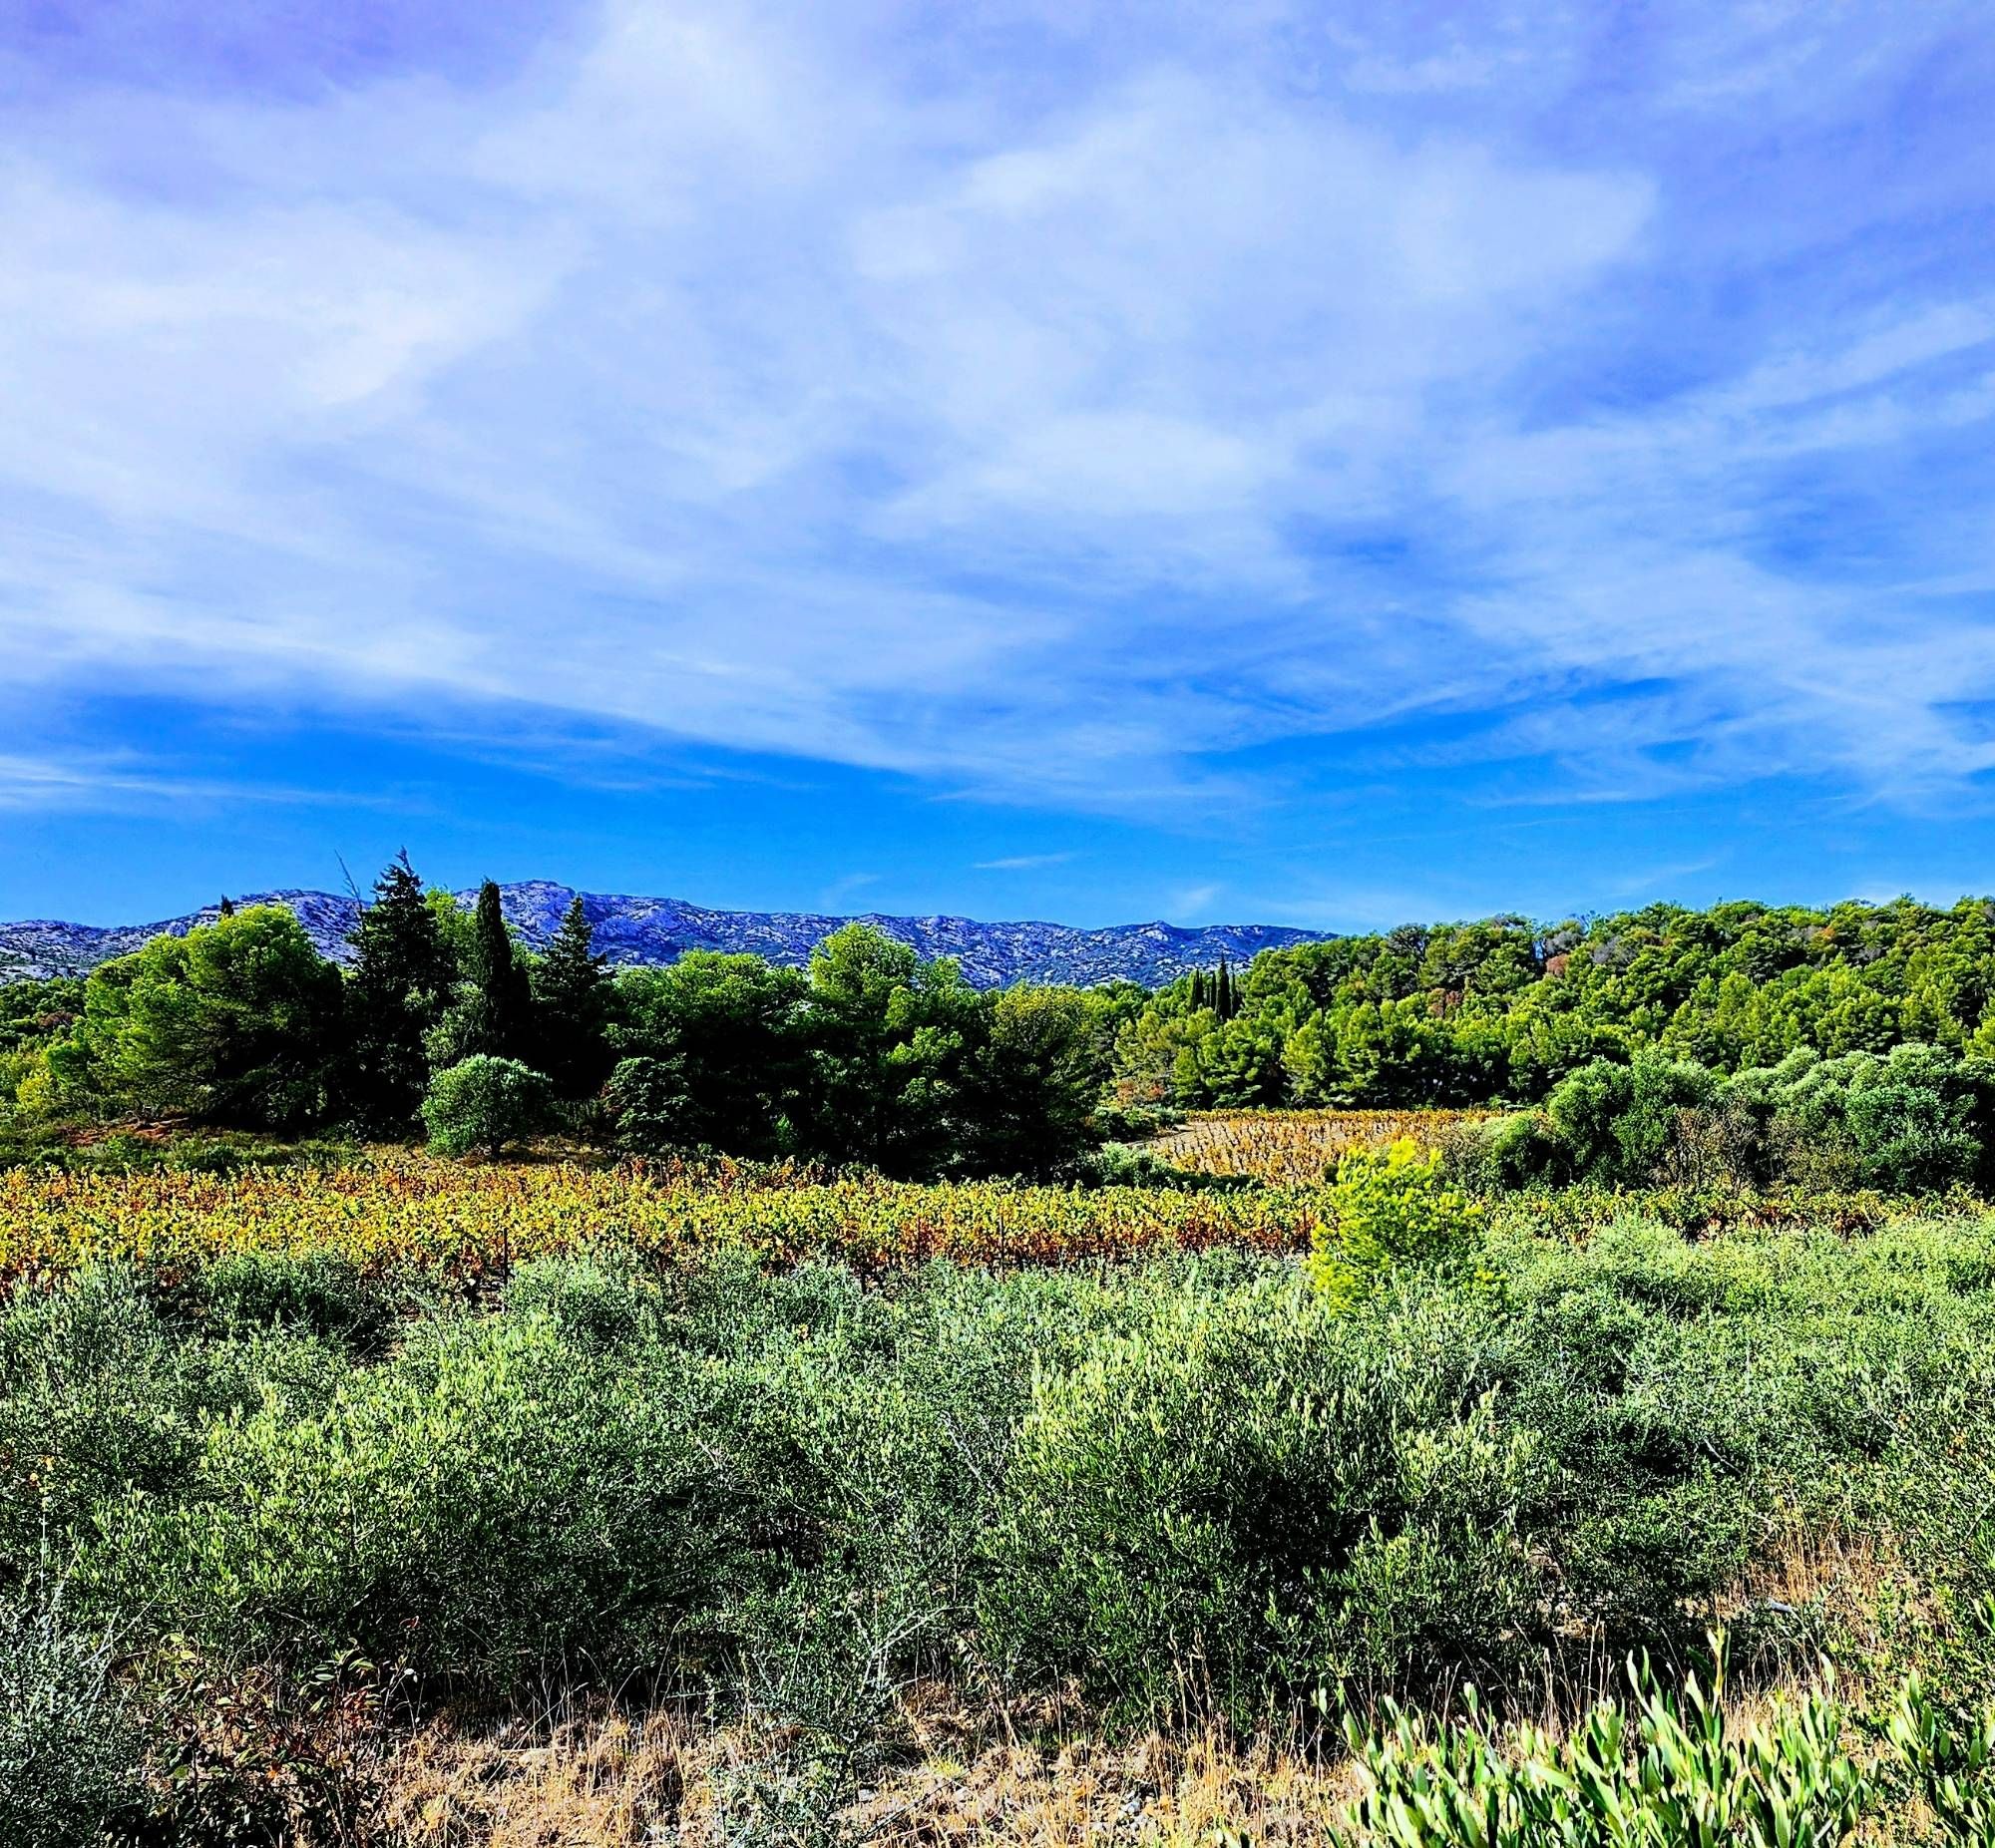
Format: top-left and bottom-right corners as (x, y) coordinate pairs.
(0, 1595), (135, 1848)
(422, 1055), (554, 1160)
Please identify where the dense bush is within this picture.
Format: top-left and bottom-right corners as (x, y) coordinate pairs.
(85, 1310), (748, 1684)
(10, 1204), (1993, 1755)
(0, 1269), (199, 1581)
(1309, 1137), (1487, 1310)
(982, 1277), (1541, 1724)
(1469, 1041), (1995, 1195)
(421, 1054), (554, 1158)
(0, 1594), (136, 1848)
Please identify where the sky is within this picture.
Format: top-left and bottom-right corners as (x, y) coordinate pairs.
(3, 1), (1995, 930)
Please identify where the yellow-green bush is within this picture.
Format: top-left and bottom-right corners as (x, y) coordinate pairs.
(1310, 1139), (1487, 1311)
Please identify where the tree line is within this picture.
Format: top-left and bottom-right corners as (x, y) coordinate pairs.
(10, 874), (1995, 1168)
(1113, 897), (1995, 1107)
(0, 855), (1129, 1177)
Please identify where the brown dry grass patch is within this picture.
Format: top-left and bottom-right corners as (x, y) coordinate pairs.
(374, 1687), (1359, 1848)
(1145, 1109), (1493, 1186)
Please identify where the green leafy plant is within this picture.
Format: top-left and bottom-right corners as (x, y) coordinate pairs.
(420, 1054), (554, 1160)
(1310, 1138), (1487, 1311)
(1887, 1672), (1995, 1845)
(0, 1592), (136, 1848)
(1331, 1644), (1866, 1848)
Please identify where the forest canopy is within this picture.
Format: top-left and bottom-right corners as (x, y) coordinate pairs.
(8, 872), (1995, 1169)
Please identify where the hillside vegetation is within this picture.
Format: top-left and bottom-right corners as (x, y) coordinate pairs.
(1113, 896), (1995, 1108)
(11, 861), (1995, 1169)
(14, 866), (1995, 1843)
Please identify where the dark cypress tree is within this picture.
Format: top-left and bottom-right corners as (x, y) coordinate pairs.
(1217, 955), (1234, 1021)
(217, 894), (235, 918)
(1190, 969), (1207, 1011)
(533, 895), (611, 1098)
(469, 879), (535, 1061)
(343, 851), (454, 1130)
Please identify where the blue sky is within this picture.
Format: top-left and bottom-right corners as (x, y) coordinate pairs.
(4, 2), (1995, 930)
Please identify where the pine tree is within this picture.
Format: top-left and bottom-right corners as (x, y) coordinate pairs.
(468, 880), (535, 1062)
(533, 895), (611, 1098)
(343, 851), (454, 1129)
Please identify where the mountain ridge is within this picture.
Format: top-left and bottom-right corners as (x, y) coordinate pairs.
(0, 880), (1333, 990)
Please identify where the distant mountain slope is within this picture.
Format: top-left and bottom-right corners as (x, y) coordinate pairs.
(0, 880), (1331, 990)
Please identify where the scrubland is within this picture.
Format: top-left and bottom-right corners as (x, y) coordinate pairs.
(7, 1134), (1995, 1845)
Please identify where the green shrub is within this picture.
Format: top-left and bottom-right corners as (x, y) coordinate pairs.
(20, 1207), (1995, 1773)
(1491, 1044), (1990, 1195)
(1310, 1139), (1487, 1311)
(507, 1253), (654, 1351)
(1453, 1109), (1559, 1190)
(0, 1271), (194, 1580)
(1534, 1055), (1719, 1186)
(0, 1594), (135, 1848)
(1841, 1043), (1982, 1189)
(980, 1278), (1542, 1724)
(185, 1248), (390, 1348)
(1729, 1043), (1982, 1191)
(421, 1054), (553, 1159)
(81, 1311), (744, 1685)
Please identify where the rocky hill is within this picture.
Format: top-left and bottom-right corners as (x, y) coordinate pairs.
(0, 880), (1330, 990)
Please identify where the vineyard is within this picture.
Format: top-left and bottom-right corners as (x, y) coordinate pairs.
(0, 1157), (1328, 1285)
(2, 1142), (1965, 1292)
(1143, 1108), (1496, 1184)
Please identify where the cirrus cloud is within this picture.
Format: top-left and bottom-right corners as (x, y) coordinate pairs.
(0, 0), (1991, 834)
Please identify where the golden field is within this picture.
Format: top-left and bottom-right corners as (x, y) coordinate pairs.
(1143, 1108), (1495, 1185)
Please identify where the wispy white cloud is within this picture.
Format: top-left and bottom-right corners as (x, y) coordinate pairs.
(0, 749), (384, 814)
(975, 852), (1079, 872)
(1169, 883), (1223, 920)
(0, 0), (1991, 826)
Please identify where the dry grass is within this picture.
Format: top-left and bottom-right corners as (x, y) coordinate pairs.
(379, 1708), (693, 1847)
(1145, 1109), (1494, 1186)
(376, 1708), (1356, 1848)
(845, 1733), (1356, 1846)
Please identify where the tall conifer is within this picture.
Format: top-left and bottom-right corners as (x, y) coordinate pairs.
(343, 851), (453, 1128)
(534, 894), (610, 1097)
(469, 880), (534, 1061)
